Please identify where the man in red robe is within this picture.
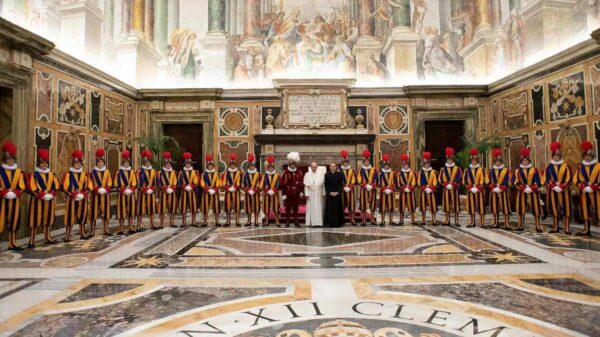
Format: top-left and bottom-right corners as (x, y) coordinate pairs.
(280, 151), (304, 227)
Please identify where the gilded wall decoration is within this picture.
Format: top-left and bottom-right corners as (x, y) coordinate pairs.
(379, 139), (408, 169)
(56, 131), (86, 174)
(548, 72), (586, 121)
(34, 127), (51, 167)
(478, 104), (487, 136)
(35, 71), (52, 122)
(531, 85), (545, 124)
(90, 91), (101, 131)
(591, 63), (600, 115)
(551, 125), (587, 168)
(506, 135), (529, 169)
(261, 106), (282, 129)
(533, 130), (547, 168)
(501, 91), (529, 130)
(103, 139), (123, 173)
(491, 98), (500, 131)
(57, 80), (86, 127)
(219, 107), (249, 137)
(218, 141), (249, 172)
(378, 105), (408, 135)
(125, 104), (134, 138)
(104, 97), (125, 135)
(347, 106), (367, 129)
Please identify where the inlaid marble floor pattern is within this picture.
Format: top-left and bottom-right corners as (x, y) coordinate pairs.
(0, 213), (599, 337)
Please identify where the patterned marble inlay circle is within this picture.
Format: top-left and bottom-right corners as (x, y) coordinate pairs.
(40, 256), (88, 268)
(383, 110), (403, 129)
(224, 113), (244, 132)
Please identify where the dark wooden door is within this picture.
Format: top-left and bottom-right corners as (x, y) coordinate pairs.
(425, 120), (464, 171)
(163, 124), (203, 170)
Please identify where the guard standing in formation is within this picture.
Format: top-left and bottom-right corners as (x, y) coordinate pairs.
(575, 141), (599, 236)
(179, 152), (198, 227)
(513, 147), (543, 232)
(487, 148), (511, 229)
(243, 154), (261, 226)
(137, 149), (157, 231)
(398, 153), (416, 225)
(88, 148), (113, 237)
(222, 153), (242, 226)
(260, 155), (280, 226)
(0, 141), (25, 250)
(418, 151), (438, 226)
(114, 150), (136, 234)
(464, 148), (486, 228)
(378, 154), (397, 226)
(357, 150), (378, 226)
(27, 148), (60, 247)
(157, 151), (177, 228)
(439, 147), (462, 227)
(62, 149), (89, 241)
(543, 142), (572, 234)
(200, 154), (220, 226)
(339, 150), (357, 226)
(280, 152), (303, 227)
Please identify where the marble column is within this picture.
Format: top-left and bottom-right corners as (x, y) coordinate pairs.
(382, 0), (418, 79)
(354, 0), (382, 79)
(56, 0), (103, 63)
(229, 0), (238, 36)
(167, 0), (179, 39)
(208, 0), (226, 32)
(509, 0), (521, 10)
(132, 0), (145, 38)
(102, 0), (117, 66)
(121, 0), (132, 35)
(357, 0), (374, 37)
(144, 0), (154, 43)
(475, 0), (491, 37)
(154, 0), (168, 55)
(390, 0), (411, 29)
(201, 0), (235, 83)
(241, 0), (262, 49)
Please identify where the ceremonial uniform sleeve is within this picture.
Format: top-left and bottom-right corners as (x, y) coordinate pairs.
(564, 166), (572, 185)
(131, 172), (138, 188)
(356, 171), (362, 185)
(52, 173), (60, 190)
(87, 173), (94, 190)
(541, 165), (549, 185)
(107, 171), (114, 189)
(28, 173), (38, 193)
(534, 169), (542, 186)
(511, 169), (520, 187)
(16, 170), (25, 190)
(62, 173), (70, 192)
(192, 171), (199, 185)
(431, 170), (438, 186)
(200, 174), (206, 188)
(409, 172), (416, 187)
(574, 167), (582, 185)
(259, 175), (265, 189)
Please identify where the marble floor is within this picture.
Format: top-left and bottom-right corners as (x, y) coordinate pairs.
(0, 212), (599, 337)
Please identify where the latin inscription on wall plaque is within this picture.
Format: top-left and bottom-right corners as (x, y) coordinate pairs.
(283, 89), (346, 127)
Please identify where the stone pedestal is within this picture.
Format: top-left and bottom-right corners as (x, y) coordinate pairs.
(56, 0), (103, 64)
(353, 36), (383, 77)
(199, 31), (235, 85)
(382, 27), (420, 79)
(114, 35), (161, 85)
(459, 33), (498, 80)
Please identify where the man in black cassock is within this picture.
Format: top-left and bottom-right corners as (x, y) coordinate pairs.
(324, 162), (345, 227)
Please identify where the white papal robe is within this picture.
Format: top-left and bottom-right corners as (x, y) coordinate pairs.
(304, 167), (326, 227)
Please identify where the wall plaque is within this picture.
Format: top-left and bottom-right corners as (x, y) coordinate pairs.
(283, 89), (347, 128)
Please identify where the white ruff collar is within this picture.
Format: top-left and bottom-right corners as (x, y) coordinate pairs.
(445, 162), (455, 168)
(183, 166), (194, 171)
(142, 165), (153, 170)
(2, 163), (17, 170)
(70, 167), (82, 173)
(247, 168), (257, 174)
(341, 164), (350, 170)
(493, 164), (505, 170)
(469, 164), (480, 169)
(228, 167), (238, 173)
(119, 166), (131, 171)
(583, 159), (598, 166)
(381, 167), (391, 173)
(35, 167), (50, 173)
(362, 165), (372, 170)
(162, 167), (173, 172)
(205, 168), (215, 173)
(402, 168), (411, 173)
(551, 159), (564, 165)
(94, 166), (106, 172)
(422, 167), (432, 172)
(287, 166), (297, 172)
(520, 163), (532, 169)
(267, 170), (276, 175)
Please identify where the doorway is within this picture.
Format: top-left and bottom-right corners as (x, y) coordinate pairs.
(424, 120), (465, 171)
(163, 123), (203, 170)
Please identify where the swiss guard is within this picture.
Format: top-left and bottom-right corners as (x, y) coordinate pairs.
(487, 148), (511, 229)
(178, 152), (198, 227)
(464, 148), (486, 228)
(28, 148), (60, 247)
(543, 142), (573, 234)
(260, 155), (280, 226)
(575, 141), (599, 236)
(418, 151), (438, 226)
(280, 151), (303, 227)
(222, 153), (243, 226)
(137, 149), (157, 231)
(114, 150), (137, 234)
(62, 149), (89, 242)
(340, 150), (357, 226)
(378, 154), (397, 226)
(398, 153), (416, 225)
(0, 141), (25, 250)
(200, 154), (221, 226)
(158, 151), (177, 228)
(243, 154), (261, 226)
(439, 147), (462, 227)
(357, 150), (378, 226)
(513, 147), (543, 232)
(88, 148), (113, 237)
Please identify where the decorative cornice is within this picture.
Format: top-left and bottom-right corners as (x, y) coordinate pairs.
(592, 28), (600, 45)
(139, 88), (223, 100)
(255, 133), (376, 144)
(0, 17), (54, 57)
(403, 85), (488, 97)
(273, 78), (356, 89)
(220, 88), (280, 100)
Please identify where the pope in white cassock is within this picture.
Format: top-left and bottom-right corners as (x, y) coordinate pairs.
(304, 162), (326, 227)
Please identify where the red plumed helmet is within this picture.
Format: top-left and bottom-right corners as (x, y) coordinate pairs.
(382, 153), (390, 162)
(267, 155), (275, 165)
(362, 149), (371, 159)
(162, 151), (172, 160)
(423, 151), (431, 160)
(95, 148), (105, 158)
(229, 152), (237, 162)
(491, 148), (502, 159)
(205, 154), (213, 162)
(183, 152), (192, 160)
(121, 150), (131, 159)
(37, 148), (49, 161)
(520, 147), (530, 158)
(550, 141), (561, 154)
(2, 141), (17, 157)
(72, 149), (83, 160)
(581, 140), (594, 154)
(400, 153), (409, 162)
(340, 150), (349, 160)
(469, 148), (478, 157)
(141, 149), (152, 159)
(445, 147), (455, 157)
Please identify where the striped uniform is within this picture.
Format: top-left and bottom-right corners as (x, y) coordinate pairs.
(0, 166), (25, 235)
(200, 170), (221, 215)
(243, 170), (262, 215)
(222, 169), (242, 213)
(398, 169), (417, 213)
(62, 170), (89, 239)
(88, 169), (113, 221)
(260, 171), (280, 217)
(378, 169), (397, 212)
(487, 166), (511, 215)
(114, 168), (137, 219)
(157, 168), (178, 217)
(575, 162), (600, 222)
(417, 168), (438, 215)
(357, 167), (378, 212)
(439, 165), (462, 213)
(463, 166), (486, 215)
(178, 168), (198, 219)
(137, 168), (157, 216)
(27, 170), (60, 230)
(512, 166), (542, 216)
(543, 162), (572, 218)
(341, 167), (356, 212)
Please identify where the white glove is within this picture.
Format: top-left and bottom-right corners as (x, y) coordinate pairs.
(282, 195), (287, 200)
(404, 187), (411, 193)
(228, 186), (236, 193)
(75, 193), (84, 201)
(4, 191), (16, 199)
(43, 193), (54, 201)
(208, 189), (216, 195)
(166, 187), (174, 194)
(248, 189), (255, 196)
(146, 189), (154, 195)
(343, 187), (351, 193)
(366, 184), (373, 191)
(124, 188), (133, 196)
(584, 186), (594, 193)
(446, 184), (453, 190)
(552, 186), (563, 193)
(98, 187), (107, 195)
(267, 190), (275, 196)
(470, 187), (479, 194)
(493, 187), (502, 193)
(184, 185), (193, 192)
(425, 187), (433, 194)
(384, 188), (392, 195)
(524, 186), (533, 194)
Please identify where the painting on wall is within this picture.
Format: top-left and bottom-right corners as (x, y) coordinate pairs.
(90, 91), (101, 131)
(126, 104), (135, 138)
(104, 139), (123, 174)
(218, 141), (249, 172)
(56, 131), (86, 174)
(378, 105), (409, 135)
(379, 139), (409, 169)
(35, 71), (52, 122)
(506, 134), (529, 170)
(550, 125), (587, 168)
(219, 107), (249, 137)
(501, 91), (529, 131)
(533, 130), (547, 169)
(104, 97), (125, 135)
(57, 80), (86, 127)
(548, 72), (586, 121)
